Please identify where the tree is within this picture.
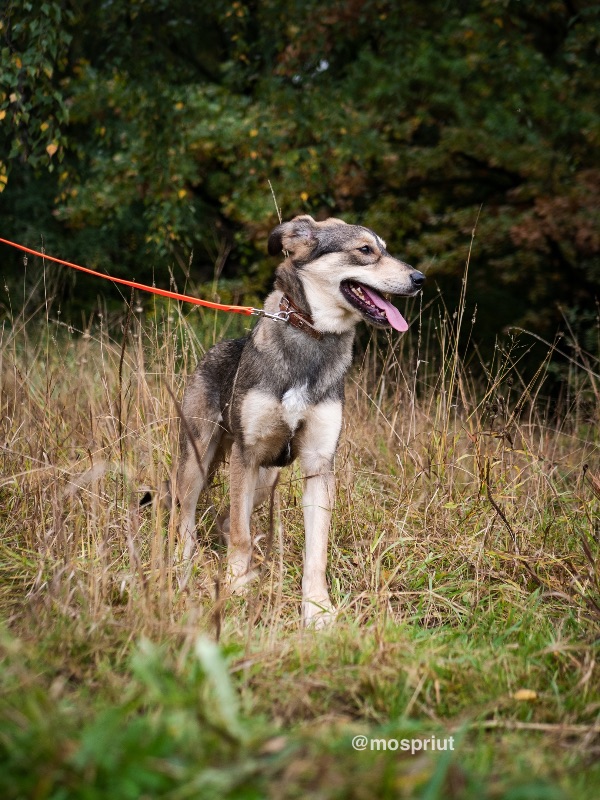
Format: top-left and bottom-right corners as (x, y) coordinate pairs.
(1, 0), (599, 354)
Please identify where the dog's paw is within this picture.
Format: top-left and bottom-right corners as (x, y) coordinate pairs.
(226, 567), (259, 595)
(302, 597), (337, 629)
(224, 547), (259, 594)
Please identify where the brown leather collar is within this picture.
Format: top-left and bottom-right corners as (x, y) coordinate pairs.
(279, 294), (324, 341)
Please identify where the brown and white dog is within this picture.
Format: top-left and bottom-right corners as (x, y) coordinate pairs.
(176, 215), (424, 627)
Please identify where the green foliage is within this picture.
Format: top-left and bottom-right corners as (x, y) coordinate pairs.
(1, 0), (599, 349)
(0, 633), (261, 799)
(0, 2), (73, 177)
(2, 621), (598, 799)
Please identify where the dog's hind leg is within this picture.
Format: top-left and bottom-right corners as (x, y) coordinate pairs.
(177, 424), (224, 560)
(253, 466), (281, 508)
(177, 370), (226, 561)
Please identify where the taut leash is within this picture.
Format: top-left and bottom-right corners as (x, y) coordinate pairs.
(0, 237), (326, 334)
(0, 237), (289, 322)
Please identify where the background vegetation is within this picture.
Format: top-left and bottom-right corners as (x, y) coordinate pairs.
(1, 0), (599, 353)
(1, 1), (600, 798)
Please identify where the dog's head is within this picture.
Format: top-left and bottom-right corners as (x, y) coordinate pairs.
(268, 215), (425, 333)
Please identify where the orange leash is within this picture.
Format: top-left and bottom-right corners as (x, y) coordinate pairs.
(0, 236), (256, 316)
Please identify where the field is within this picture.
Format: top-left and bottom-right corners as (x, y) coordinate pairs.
(1, 275), (599, 799)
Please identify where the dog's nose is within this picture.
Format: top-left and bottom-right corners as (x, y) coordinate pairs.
(411, 270), (426, 290)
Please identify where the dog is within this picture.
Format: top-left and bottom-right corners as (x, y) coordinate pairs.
(176, 214), (425, 627)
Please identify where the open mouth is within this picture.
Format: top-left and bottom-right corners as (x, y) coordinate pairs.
(340, 280), (409, 332)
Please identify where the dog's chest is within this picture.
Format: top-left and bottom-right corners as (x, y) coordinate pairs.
(281, 384), (310, 431)
(239, 386), (313, 452)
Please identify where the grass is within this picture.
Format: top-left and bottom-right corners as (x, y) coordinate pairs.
(1, 269), (599, 799)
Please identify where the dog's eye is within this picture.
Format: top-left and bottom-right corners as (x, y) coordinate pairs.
(358, 245), (372, 254)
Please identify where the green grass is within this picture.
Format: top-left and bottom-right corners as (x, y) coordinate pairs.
(1, 286), (599, 798)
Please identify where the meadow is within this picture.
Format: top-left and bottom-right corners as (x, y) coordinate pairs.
(1, 269), (599, 799)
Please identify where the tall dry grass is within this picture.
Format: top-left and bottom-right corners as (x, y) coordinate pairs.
(3, 267), (600, 799)
(1, 274), (598, 650)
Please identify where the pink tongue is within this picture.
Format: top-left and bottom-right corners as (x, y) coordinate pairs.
(362, 286), (409, 332)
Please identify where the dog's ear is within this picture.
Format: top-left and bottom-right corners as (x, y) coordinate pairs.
(268, 215), (317, 260)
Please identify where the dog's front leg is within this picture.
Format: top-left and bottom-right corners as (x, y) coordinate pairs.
(216, 466), (280, 543)
(301, 468), (336, 627)
(299, 400), (343, 628)
(226, 441), (259, 592)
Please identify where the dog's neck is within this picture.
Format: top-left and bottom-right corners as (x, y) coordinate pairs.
(274, 262), (312, 316)
(273, 260), (358, 336)
(278, 294), (323, 340)
(272, 262), (324, 340)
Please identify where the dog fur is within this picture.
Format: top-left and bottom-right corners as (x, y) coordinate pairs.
(175, 214), (424, 627)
